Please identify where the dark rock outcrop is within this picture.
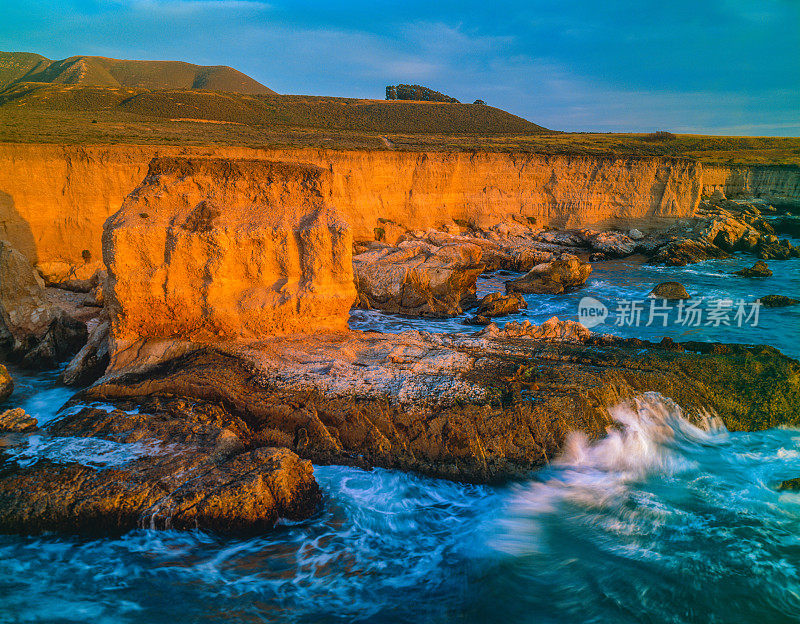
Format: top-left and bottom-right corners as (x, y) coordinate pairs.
(735, 261), (773, 278)
(759, 295), (799, 308)
(649, 282), (690, 300)
(77, 332), (800, 483)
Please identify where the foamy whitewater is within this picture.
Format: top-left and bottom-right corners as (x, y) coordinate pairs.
(1, 253), (800, 623)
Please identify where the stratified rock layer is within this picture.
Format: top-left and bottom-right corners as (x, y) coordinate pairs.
(102, 158), (357, 360)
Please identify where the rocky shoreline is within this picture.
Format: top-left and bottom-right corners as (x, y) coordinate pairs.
(0, 155), (798, 535)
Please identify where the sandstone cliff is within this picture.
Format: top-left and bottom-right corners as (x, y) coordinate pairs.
(702, 164), (800, 204)
(0, 144), (707, 264)
(103, 157), (356, 362)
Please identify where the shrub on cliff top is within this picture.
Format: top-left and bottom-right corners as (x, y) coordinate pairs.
(642, 131), (676, 142)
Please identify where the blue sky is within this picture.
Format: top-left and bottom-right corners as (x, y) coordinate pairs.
(2, 0), (798, 134)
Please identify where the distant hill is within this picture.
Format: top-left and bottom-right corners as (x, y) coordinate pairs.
(0, 83), (549, 135)
(0, 51), (276, 95)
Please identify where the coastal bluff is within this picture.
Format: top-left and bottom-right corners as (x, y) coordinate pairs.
(0, 144), (711, 265)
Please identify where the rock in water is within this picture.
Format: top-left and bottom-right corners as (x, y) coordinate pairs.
(649, 238), (730, 266)
(506, 254), (591, 294)
(778, 478), (800, 491)
(587, 231), (636, 257)
(353, 242), (484, 316)
(0, 240), (86, 367)
(649, 282), (690, 300)
(0, 408), (37, 432)
(759, 295), (799, 308)
(734, 261), (773, 278)
(0, 401), (321, 535)
(474, 292), (527, 318)
(0, 365), (11, 402)
(102, 158), (357, 357)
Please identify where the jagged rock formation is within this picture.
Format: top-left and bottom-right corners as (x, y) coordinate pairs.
(0, 240), (86, 367)
(353, 241), (483, 316)
(0, 365), (12, 402)
(0, 400), (320, 535)
(506, 255), (592, 294)
(102, 157), (356, 363)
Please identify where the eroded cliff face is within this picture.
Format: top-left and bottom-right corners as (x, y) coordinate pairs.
(0, 144), (705, 264)
(702, 164), (800, 204)
(103, 157), (356, 362)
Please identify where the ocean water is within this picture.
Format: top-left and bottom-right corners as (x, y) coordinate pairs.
(1, 253), (800, 623)
(350, 251), (800, 358)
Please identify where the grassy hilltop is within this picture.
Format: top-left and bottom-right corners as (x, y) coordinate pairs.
(0, 51), (274, 94)
(0, 51), (797, 166)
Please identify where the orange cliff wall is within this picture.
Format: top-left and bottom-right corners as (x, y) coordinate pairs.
(702, 164), (800, 203)
(0, 143), (706, 264)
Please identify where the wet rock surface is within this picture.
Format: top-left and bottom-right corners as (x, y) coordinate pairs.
(0, 398), (321, 535)
(649, 282), (691, 300)
(735, 260), (773, 278)
(78, 330), (800, 483)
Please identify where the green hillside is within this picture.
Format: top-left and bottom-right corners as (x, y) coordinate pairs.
(0, 82), (549, 135)
(0, 51), (276, 94)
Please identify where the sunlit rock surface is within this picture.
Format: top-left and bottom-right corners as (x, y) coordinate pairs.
(102, 157), (357, 363)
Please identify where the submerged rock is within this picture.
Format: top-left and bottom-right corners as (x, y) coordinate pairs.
(778, 478), (800, 491)
(0, 400), (321, 535)
(649, 282), (690, 300)
(734, 261), (773, 278)
(759, 295), (799, 308)
(506, 254), (591, 294)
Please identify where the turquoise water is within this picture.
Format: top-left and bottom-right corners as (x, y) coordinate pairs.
(350, 251), (800, 358)
(1, 253), (800, 623)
